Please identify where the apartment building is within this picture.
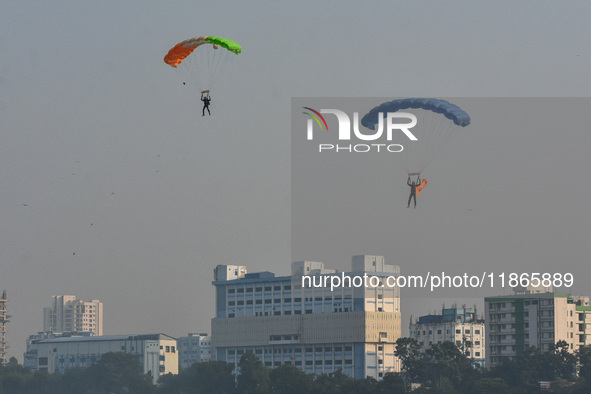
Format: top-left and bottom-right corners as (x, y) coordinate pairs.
(485, 286), (590, 368)
(177, 333), (212, 369)
(43, 295), (103, 336)
(409, 306), (485, 366)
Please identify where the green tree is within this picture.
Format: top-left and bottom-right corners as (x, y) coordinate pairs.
(159, 361), (235, 394)
(423, 341), (475, 391)
(269, 364), (313, 394)
(195, 361), (236, 394)
(376, 372), (405, 393)
(312, 370), (353, 394)
(237, 351), (270, 394)
(394, 337), (423, 382)
(0, 362), (32, 394)
(470, 377), (510, 393)
(86, 352), (155, 394)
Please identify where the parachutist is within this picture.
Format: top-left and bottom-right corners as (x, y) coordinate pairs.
(407, 176), (420, 208)
(201, 93), (211, 116)
(407, 175), (427, 208)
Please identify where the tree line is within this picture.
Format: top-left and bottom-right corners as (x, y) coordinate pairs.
(2, 339), (591, 393)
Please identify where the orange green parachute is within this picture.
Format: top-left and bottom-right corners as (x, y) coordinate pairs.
(416, 179), (428, 196)
(164, 36), (242, 68)
(164, 36), (241, 93)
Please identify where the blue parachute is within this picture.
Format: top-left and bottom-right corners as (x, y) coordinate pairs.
(361, 98), (470, 130)
(361, 98), (470, 175)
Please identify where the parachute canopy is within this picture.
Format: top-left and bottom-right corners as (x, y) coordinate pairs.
(361, 98), (470, 130)
(164, 36), (242, 68)
(164, 35), (241, 94)
(362, 98), (470, 174)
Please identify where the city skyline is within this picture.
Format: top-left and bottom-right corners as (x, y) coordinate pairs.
(3, 1), (591, 362)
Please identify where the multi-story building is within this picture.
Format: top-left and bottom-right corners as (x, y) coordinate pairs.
(177, 333), (212, 369)
(43, 295), (103, 336)
(0, 290), (8, 365)
(409, 306), (485, 366)
(23, 331), (95, 369)
(485, 286), (590, 368)
(211, 255), (402, 379)
(24, 333), (178, 384)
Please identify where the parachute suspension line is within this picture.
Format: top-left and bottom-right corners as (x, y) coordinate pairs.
(418, 113), (457, 173)
(194, 45), (232, 93)
(361, 98), (470, 178)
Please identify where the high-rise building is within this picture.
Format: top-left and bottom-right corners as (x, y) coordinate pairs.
(211, 255), (402, 379)
(485, 286), (590, 368)
(0, 290), (8, 365)
(43, 295), (103, 336)
(409, 306), (486, 367)
(177, 333), (212, 369)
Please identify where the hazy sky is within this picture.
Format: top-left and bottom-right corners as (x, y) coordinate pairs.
(2, 1), (591, 361)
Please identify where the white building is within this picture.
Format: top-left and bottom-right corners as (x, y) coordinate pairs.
(25, 333), (178, 384)
(485, 288), (591, 368)
(211, 255), (402, 379)
(177, 333), (212, 369)
(409, 306), (486, 367)
(24, 331), (95, 370)
(43, 295), (103, 336)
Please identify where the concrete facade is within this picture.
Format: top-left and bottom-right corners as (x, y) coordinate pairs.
(211, 255), (402, 379)
(24, 333), (178, 384)
(43, 295), (103, 336)
(177, 333), (212, 369)
(485, 290), (590, 368)
(410, 307), (486, 367)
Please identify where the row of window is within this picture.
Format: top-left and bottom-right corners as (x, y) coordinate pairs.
(228, 296), (359, 304)
(414, 328), (481, 336)
(228, 345), (354, 355)
(228, 285), (292, 294)
(228, 307), (356, 318)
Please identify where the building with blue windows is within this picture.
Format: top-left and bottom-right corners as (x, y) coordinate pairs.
(211, 255), (402, 379)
